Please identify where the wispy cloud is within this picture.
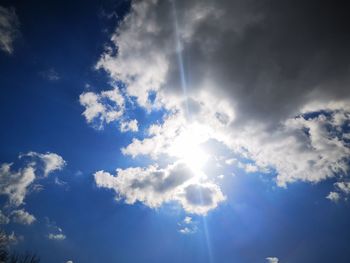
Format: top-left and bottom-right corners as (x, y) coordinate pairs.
(40, 68), (60, 81)
(178, 216), (197, 234)
(0, 6), (19, 54)
(79, 88), (125, 130)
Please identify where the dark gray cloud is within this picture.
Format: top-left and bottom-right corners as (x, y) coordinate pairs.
(98, 0), (350, 127)
(184, 184), (214, 206)
(171, 0), (350, 125)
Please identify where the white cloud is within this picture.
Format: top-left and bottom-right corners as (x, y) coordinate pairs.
(122, 112), (214, 159)
(66, 261), (73, 263)
(266, 257), (279, 263)
(118, 81), (350, 190)
(0, 152), (65, 206)
(0, 6), (19, 54)
(11, 209), (36, 225)
(95, 1), (169, 109)
(0, 163), (36, 206)
(94, 161), (225, 215)
(103, 98), (350, 213)
(178, 216), (197, 234)
(327, 181), (350, 202)
(79, 88), (125, 129)
(233, 110), (350, 187)
(120, 119), (138, 132)
(183, 216), (192, 224)
(237, 162), (260, 173)
(125, 105), (350, 187)
(48, 233), (66, 240)
(179, 227), (194, 234)
(106, 94), (350, 213)
(335, 181), (350, 195)
(326, 191), (340, 202)
(79, 92), (104, 123)
(45, 218), (66, 240)
(24, 152), (66, 177)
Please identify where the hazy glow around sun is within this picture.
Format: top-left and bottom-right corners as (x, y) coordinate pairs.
(168, 123), (210, 176)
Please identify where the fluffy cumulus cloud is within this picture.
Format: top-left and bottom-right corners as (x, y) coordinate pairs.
(95, 161), (225, 215)
(91, 0), (350, 213)
(10, 209), (36, 225)
(79, 88), (125, 130)
(0, 152), (65, 206)
(243, 110), (350, 187)
(0, 6), (19, 54)
(0, 163), (35, 207)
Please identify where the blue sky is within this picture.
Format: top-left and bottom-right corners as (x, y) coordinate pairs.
(1, 0), (350, 263)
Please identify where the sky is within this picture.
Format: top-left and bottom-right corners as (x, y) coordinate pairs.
(1, 0), (350, 262)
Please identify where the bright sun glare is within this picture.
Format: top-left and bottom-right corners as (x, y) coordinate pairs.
(169, 124), (210, 175)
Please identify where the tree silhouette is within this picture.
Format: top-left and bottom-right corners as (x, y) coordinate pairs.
(8, 252), (40, 263)
(0, 231), (9, 263)
(0, 231), (40, 263)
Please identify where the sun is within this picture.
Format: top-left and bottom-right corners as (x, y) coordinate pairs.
(168, 123), (209, 174)
(183, 145), (208, 169)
